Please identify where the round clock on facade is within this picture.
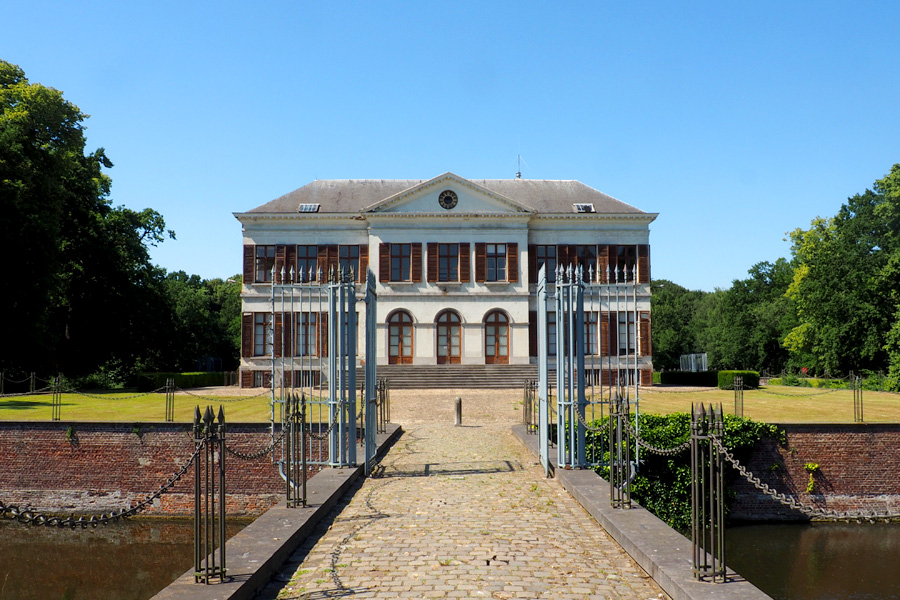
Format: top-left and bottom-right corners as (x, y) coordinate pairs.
(438, 189), (458, 210)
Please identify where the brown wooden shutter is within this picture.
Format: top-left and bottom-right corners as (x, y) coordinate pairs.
(285, 245), (297, 282)
(639, 311), (651, 356)
(607, 244), (619, 281)
(285, 312), (294, 356)
(638, 245), (650, 284)
(318, 245), (330, 279)
(411, 243), (423, 282)
(601, 311), (613, 357)
(427, 243), (438, 282)
(241, 313), (253, 357)
(274, 245), (287, 283)
(459, 243), (471, 282)
(529, 310), (538, 357)
(507, 243), (518, 283)
(597, 245), (611, 283)
(641, 369), (652, 386)
(359, 244), (369, 282)
(240, 369), (252, 388)
(379, 243), (390, 282)
(528, 245), (537, 284)
(243, 246), (254, 283)
(318, 312), (328, 356)
(558, 245), (575, 269)
(327, 245), (338, 278)
(273, 312), (283, 357)
(475, 243), (486, 282)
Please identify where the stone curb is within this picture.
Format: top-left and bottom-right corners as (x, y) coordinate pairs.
(511, 424), (772, 600)
(151, 423), (403, 600)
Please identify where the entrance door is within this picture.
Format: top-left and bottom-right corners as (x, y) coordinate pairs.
(388, 311), (413, 364)
(484, 310), (509, 364)
(436, 310), (461, 364)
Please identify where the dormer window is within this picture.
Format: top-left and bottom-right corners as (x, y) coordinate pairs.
(298, 203), (320, 213)
(573, 203), (595, 213)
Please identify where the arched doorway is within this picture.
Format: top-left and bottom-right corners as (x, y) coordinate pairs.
(388, 310), (414, 364)
(436, 310), (461, 364)
(484, 310), (509, 364)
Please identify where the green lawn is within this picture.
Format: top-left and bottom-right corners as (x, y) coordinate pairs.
(0, 390), (303, 422)
(560, 386), (900, 424)
(629, 386), (900, 423)
(3, 385), (899, 424)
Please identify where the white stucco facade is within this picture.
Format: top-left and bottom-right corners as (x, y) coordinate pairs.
(234, 173), (657, 387)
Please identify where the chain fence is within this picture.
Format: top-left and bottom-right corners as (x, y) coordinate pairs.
(0, 444), (202, 528)
(710, 435), (900, 522)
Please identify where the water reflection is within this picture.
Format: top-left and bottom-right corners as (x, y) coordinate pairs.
(0, 518), (245, 600)
(727, 522), (900, 600)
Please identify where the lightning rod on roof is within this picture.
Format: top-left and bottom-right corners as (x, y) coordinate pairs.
(516, 154), (522, 179)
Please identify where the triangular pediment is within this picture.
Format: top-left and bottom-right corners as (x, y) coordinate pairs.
(363, 173), (532, 214)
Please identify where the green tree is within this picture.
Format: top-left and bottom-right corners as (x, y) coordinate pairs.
(649, 279), (706, 370)
(784, 165), (900, 377)
(0, 59), (173, 376)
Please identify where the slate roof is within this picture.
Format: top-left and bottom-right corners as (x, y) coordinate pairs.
(246, 178), (647, 215)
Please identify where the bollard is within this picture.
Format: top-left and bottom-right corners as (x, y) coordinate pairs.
(455, 397), (462, 426)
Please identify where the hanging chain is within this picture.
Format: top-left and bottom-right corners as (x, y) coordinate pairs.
(177, 387), (271, 402)
(60, 387), (168, 400)
(0, 444), (203, 528)
(575, 409), (610, 433)
(225, 427), (287, 460)
(624, 420), (690, 456)
(710, 435), (900, 522)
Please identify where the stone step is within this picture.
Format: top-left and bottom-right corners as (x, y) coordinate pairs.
(376, 364), (539, 389)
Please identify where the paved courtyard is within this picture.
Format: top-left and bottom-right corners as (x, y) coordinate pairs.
(257, 389), (668, 600)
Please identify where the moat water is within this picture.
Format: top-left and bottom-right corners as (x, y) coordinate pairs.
(2, 519), (899, 599)
(727, 522), (900, 599)
(0, 518), (246, 600)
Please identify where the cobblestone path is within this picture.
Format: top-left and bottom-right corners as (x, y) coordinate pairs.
(259, 390), (667, 600)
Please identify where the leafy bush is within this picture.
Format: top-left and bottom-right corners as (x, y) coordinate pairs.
(658, 370), (719, 386)
(718, 370), (760, 389)
(652, 371), (662, 384)
(592, 412), (782, 530)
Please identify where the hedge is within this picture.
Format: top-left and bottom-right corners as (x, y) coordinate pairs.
(138, 372), (231, 392)
(658, 370), (719, 387)
(718, 370), (760, 389)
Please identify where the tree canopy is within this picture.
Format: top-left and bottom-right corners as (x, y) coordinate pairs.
(1, 59), (239, 379)
(651, 164), (900, 390)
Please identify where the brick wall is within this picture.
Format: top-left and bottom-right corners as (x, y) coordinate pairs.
(730, 423), (900, 521)
(0, 422), (326, 516)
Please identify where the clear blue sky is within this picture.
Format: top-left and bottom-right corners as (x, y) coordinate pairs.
(5, 1), (899, 292)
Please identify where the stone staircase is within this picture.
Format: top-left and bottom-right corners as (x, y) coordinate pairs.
(377, 364), (539, 389)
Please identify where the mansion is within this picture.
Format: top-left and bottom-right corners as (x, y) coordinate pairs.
(234, 172), (656, 387)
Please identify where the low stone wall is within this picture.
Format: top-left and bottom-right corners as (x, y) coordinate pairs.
(730, 423), (900, 520)
(0, 421), (323, 516)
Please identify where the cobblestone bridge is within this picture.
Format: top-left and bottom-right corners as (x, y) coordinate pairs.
(256, 389), (668, 600)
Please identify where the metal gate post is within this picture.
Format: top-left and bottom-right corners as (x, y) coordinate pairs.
(854, 376), (864, 422)
(574, 266), (587, 467)
(609, 393), (632, 508)
(734, 375), (743, 418)
(165, 377), (175, 422)
(536, 265), (550, 477)
(346, 270), (358, 466)
(691, 403), (726, 582)
(194, 405), (227, 584)
(364, 269), (377, 473)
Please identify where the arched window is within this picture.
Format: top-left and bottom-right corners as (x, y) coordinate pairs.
(387, 311), (414, 364)
(484, 310), (509, 364)
(436, 310), (461, 364)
